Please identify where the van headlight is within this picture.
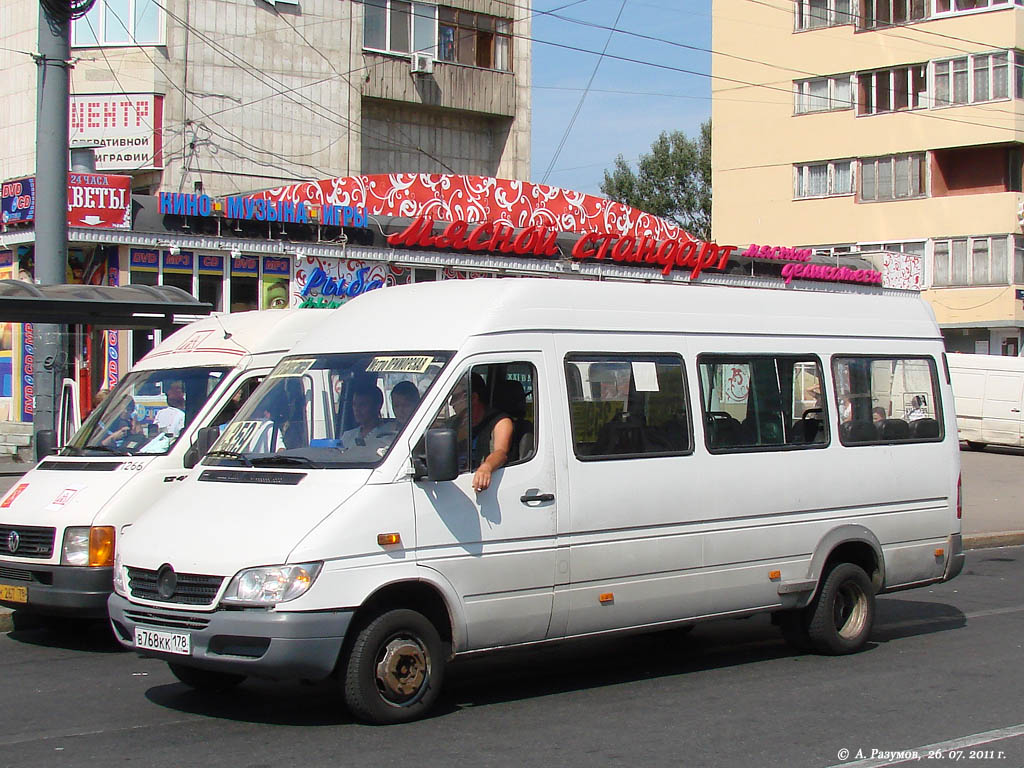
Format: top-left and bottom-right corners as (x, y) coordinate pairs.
(221, 562), (323, 606)
(61, 526), (115, 567)
(112, 552), (126, 596)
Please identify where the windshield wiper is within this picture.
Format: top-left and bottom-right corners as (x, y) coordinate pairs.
(82, 444), (126, 455)
(250, 455), (322, 469)
(205, 449), (254, 467)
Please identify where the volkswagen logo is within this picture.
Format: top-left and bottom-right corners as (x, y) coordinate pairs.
(6, 530), (18, 554)
(156, 564), (177, 600)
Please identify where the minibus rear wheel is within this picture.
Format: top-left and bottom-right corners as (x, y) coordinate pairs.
(342, 608), (445, 725)
(805, 563), (875, 655)
(167, 662), (246, 693)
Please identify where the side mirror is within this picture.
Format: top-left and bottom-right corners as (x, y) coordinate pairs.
(184, 425), (221, 469)
(424, 427), (459, 482)
(35, 429), (57, 461)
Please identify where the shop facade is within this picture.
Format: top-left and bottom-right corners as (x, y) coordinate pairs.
(0, 172), (921, 447)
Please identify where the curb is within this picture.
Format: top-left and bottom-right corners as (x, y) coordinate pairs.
(0, 609), (10, 633)
(963, 531), (1024, 550)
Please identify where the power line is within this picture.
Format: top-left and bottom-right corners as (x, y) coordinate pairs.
(541, 0), (627, 184)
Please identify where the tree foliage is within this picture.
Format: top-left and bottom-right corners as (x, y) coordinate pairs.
(600, 119), (711, 241)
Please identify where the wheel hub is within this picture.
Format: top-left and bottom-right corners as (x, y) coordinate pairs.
(834, 582), (868, 640)
(375, 638), (428, 702)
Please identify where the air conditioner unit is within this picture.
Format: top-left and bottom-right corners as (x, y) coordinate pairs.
(411, 53), (434, 76)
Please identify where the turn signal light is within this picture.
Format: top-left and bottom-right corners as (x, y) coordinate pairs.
(377, 533), (401, 547)
(89, 526), (115, 567)
(935, 548), (945, 558)
(599, 593), (614, 604)
(769, 570), (781, 580)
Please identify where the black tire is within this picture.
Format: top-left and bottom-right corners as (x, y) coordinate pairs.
(805, 563), (875, 655)
(167, 662), (246, 693)
(342, 608), (445, 725)
(965, 441), (986, 452)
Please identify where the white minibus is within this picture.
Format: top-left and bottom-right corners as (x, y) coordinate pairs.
(108, 279), (963, 724)
(947, 352), (1024, 450)
(0, 309), (327, 623)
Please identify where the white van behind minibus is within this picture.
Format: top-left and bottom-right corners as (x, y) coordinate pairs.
(108, 279), (963, 724)
(0, 309), (327, 622)
(947, 352), (1024, 450)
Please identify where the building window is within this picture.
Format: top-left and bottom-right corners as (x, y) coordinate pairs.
(795, 75), (853, 113)
(438, 8), (512, 71)
(72, 0), (163, 46)
(933, 235), (1009, 286)
(934, 0), (1016, 15)
(857, 65), (927, 114)
(934, 52), (1009, 106)
(795, 160), (854, 198)
(861, 0), (929, 28)
(859, 154), (927, 201)
(1014, 236), (1024, 282)
(860, 241), (926, 258)
(364, 0), (438, 57)
(795, 0), (857, 29)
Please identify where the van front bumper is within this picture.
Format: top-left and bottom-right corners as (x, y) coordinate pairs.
(0, 560), (112, 618)
(107, 593), (353, 681)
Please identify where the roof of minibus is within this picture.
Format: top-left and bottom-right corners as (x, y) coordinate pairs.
(287, 278), (941, 355)
(132, 309), (331, 371)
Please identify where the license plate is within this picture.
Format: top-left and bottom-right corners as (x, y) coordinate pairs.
(134, 627), (191, 656)
(0, 583), (27, 604)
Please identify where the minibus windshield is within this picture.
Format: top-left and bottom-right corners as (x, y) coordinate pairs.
(64, 367), (231, 457)
(206, 352), (452, 469)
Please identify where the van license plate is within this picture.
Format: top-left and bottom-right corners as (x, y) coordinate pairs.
(0, 584), (27, 603)
(134, 627), (191, 656)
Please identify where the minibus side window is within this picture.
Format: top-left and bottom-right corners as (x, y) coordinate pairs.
(564, 354), (691, 460)
(422, 362), (539, 474)
(833, 356), (943, 445)
(697, 355), (829, 452)
(210, 376), (265, 433)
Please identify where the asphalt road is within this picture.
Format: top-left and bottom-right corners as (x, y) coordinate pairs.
(1, 545), (1022, 768)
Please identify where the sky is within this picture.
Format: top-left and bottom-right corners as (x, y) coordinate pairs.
(529, 0), (713, 196)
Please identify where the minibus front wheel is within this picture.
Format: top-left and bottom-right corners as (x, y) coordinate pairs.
(342, 608), (445, 724)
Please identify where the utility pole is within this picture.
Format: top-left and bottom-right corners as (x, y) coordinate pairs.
(32, 0), (77, 452)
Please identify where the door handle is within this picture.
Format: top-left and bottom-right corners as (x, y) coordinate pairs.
(1012, 409), (1020, 413)
(520, 492), (555, 503)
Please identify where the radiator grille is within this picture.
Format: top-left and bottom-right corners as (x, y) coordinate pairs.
(127, 567), (223, 606)
(123, 608), (212, 632)
(0, 525), (55, 559)
(0, 565), (32, 581)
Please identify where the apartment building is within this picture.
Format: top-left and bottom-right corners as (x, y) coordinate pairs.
(0, 0), (531, 196)
(712, 0), (1024, 354)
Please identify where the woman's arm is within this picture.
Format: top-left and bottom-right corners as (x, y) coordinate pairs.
(472, 417), (513, 492)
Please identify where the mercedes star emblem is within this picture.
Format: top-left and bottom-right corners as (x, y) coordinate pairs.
(156, 564), (178, 600)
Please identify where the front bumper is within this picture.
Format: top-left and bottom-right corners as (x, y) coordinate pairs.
(944, 532), (966, 582)
(0, 560), (112, 618)
(107, 593), (353, 681)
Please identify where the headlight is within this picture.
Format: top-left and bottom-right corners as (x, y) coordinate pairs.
(221, 562), (323, 606)
(61, 526), (116, 567)
(112, 551), (126, 595)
